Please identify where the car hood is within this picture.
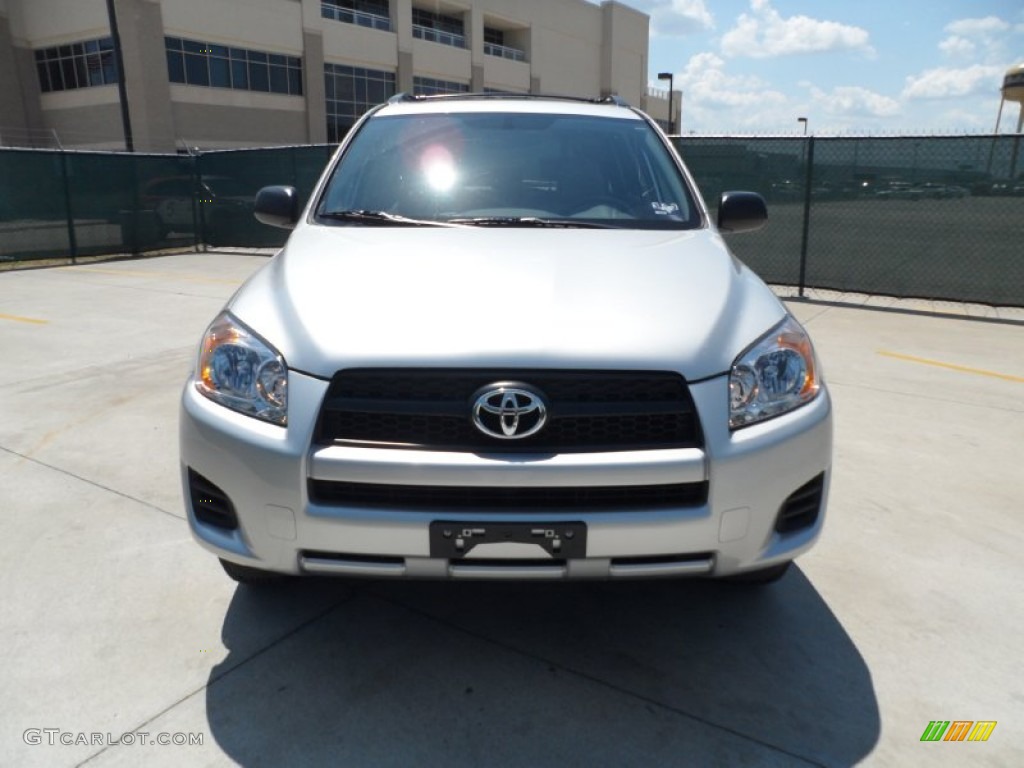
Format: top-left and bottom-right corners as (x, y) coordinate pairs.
(228, 225), (787, 381)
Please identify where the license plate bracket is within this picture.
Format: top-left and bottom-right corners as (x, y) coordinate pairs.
(429, 521), (587, 559)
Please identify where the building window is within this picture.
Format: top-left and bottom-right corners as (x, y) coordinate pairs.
(325, 63), (396, 142)
(35, 38), (118, 93)
(413, 77), (469, 96)
(412, 8), (465, 49)
(483, 27), (526, 62)
(166, 38), (303, 96)
(321, 1), (391, 32)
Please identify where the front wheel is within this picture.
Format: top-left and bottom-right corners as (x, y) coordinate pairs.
(219, 558), (287, 586)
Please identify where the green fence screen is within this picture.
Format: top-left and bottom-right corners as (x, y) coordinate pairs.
(0, 145), (333, 261)
(677, 135), (1024, 306)
(1, 137), (1022, 306)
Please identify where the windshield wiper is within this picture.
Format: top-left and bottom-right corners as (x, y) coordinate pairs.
(445, 216), (617, 229)
(319, 209), (462, 227)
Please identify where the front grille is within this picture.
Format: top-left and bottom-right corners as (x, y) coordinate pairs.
(188, 469), (237, 530)
(309, 479), (708, 511)
(315, 369), (702, 452)
(775, 474), (825, 534)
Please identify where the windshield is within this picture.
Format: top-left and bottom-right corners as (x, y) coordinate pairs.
(316, 111), (701, 229)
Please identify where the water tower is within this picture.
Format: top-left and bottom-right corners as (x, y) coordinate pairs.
(992, 63), (1024, 178)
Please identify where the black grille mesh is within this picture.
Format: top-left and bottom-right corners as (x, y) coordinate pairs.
(316, 369), (702, 453)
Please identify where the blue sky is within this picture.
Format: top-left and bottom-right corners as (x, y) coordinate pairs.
(632, 0), (1024, 134)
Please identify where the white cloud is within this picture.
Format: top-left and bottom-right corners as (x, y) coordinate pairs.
(668, 0), (714, 31)
(945, 17), (1010, 37)
(939, 16), (1018, 64)
(720, 0), (873, 59)
(663, 52), (796, 132)
(938, 35), (975, 59)
(902, 65), (1004, 100)
(652, 55), (996, 134)
(809, 86), (901, 118)
(624, 0), (714, 36)
(677, 52), (787, 108)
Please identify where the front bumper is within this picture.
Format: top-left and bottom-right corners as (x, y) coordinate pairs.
(180, 370), (832, 579)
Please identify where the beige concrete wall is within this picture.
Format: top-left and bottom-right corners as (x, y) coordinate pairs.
(8, 44), (47, 143)
(468, 5), (483, 68)
(481, 56), (529, 93)
(321, 23), (397, 69)
(0, 0), (657, 150)
(161, 0), (303, 53)
(397, 50), (413, 93)
(394, 0), (413, 52)
(0, 7), (30, 138)
(37, 87), (124, 147)
(303, 28), (326, 143)
(170, 100), (307, 148)
(40, 86), (121, 111)
(168, 85), (306, 112)
(160, 0), (308, 149)
(36, 101), (125, 149)
(10, 0), (108, 44)
(412, 37), (471, 81)
(116, 0), (177, 152)
(645, 90), (681, 130)
(601, 1), (648, 102)
(531, 27), (602, 98)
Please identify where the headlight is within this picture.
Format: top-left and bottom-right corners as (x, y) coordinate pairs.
(729, 315), (820, 429)
(194, 312), (287, 426)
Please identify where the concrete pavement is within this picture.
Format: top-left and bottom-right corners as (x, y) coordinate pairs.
(1, 252), (1021, 767)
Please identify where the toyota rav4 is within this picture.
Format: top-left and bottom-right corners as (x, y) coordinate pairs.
(180, 93), (832, 585)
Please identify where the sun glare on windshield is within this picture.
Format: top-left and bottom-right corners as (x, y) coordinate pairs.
(421, 144), (457, 193)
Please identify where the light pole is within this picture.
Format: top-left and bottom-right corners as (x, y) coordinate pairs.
(105, 0), (133, 151)
(658, 72), (674, 134)
(798, 117), (808, 136)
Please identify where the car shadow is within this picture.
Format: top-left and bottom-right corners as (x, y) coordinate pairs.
(206, 568), (879, 766)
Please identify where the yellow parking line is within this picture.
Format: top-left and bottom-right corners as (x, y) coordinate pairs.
(0, 312), (48, 325)
(878, 350), (1024, 383)
(68, 266), (240, 285)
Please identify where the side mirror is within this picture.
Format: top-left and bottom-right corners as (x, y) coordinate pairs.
(254, 185), (299, 229)
(718, 191), (767, 233)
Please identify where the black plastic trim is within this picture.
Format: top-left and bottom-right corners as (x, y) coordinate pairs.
(309, 479), (709, 512)
(188, 469), (238, 531)
(775, 473), (825, 534)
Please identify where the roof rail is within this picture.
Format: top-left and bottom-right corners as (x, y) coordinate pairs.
(383, 92), (632, 107)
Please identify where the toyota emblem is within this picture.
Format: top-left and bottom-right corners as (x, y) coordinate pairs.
(471, 384), (548, 439)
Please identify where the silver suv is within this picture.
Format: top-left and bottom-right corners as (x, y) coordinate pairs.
(180, 94), (832, 585)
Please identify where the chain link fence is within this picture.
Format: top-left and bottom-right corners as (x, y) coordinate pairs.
(2, 137), (1022, 306)
(0, 145), (333, 262)
(676, 135), (1024, 307)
